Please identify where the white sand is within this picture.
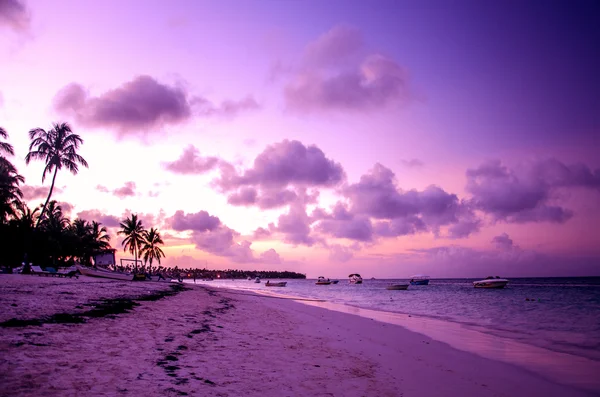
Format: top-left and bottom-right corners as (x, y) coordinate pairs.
(0, 275), (595, 397)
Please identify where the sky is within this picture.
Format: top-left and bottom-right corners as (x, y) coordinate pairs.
(0, 0), (599, 278)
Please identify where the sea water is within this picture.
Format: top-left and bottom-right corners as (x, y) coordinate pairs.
(190, 277), (600, 363)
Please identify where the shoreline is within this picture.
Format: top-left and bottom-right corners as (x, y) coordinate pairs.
(1, 275), (596, 396)
(194, 280), (600, 394)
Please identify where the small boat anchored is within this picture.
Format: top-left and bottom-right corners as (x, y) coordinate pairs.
(254, 277), (261, 283)
(386, 284), (409, 290)
(265, 280), (287, 287)
(349, 274), (363, 284)
(409, 275), (430, 285)
(316, 276), (332, 285)
(473, 276), (509, 289)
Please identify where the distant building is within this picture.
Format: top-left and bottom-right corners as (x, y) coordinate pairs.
(93, 249), (116, 266)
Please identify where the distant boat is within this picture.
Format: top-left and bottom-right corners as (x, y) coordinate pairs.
(254, 277), (261, 283)
(247, 276), (252, 281)
(316, 276), (332, 285)
(76, 264), (134, 281)
(265, 280), (287, 287)
(409, 275), (430, 285)
(349, 274), (363, 284)
(473, 276), (509, 289)
(330, 279), (339, 284)
(386, 284), (409, 290)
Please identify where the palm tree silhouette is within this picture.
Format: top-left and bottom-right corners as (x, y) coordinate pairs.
(118, 214), (145, 272)
(141, 227), (165, 273)
(25, 122), (88, 229)
(0, 127), (14, 157)
(1, 128), (24, 223)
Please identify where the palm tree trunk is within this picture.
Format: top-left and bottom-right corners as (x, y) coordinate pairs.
(134, 245), (138, 273)
(35, 168), (58, 229)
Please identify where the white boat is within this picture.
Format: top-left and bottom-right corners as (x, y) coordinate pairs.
(76, 264), (134, 281)
(349, 273), (363, 284)
(386, 284), (409, 290)
(316, 276), (332, 285)
(265, 280), (287, 287)
(473, 276), (509, 289)
(254, 277), (261, 283)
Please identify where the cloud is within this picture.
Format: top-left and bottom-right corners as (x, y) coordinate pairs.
(53, 77), (192, 136)
(216, 140), (345, 191)
(260, 248), (282, 264)
(401, 158), (424, 168)
(303, 25), (364, 68)
(344, 163), (480, 237)
(283, 25), (411, 113)
(53, 76), (260, 137)
(271, 202), (318, 246)
(313, 203), (374, 241)
(466, 159), (600, 224)
(194, 96), (260, 117)
(168, 210), (221, 232)
(96, 185), (109, 193)
(21, 185), (62, 201)
(492, 233), (515, 250)
(76, 210), (121, 227)
(0, 0), (30, 33)
(57, 202), (73, 217)
(252, 227), (271, 239)
(112, 182), (136, 198)
(328, 244), (358, 263)
(163, 145), (220, 175)
(227, 187), (298, 209)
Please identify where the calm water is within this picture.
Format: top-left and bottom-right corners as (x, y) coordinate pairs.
(191, 277), (600, 363)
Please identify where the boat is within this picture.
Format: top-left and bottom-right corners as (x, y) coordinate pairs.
(349, 273), (363, 284)
(386, 284), (409, 290)
(265, 281), (287, 287)
(247, 276), (252, 281)
(473, 276), (509, 289)
(254, 277), (261, 283)
(409, 275), (430, 285)
(76, 264), (134, 281)
(316, 276), (332, 285)
(331, 279), (339, 284)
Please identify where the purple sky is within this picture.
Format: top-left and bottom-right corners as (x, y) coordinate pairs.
(0, 0), (598, 277)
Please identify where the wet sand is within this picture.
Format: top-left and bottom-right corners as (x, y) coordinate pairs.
(0, 275), (595, 397)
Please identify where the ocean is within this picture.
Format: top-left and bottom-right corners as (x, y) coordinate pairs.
(189, 277), (600, 364)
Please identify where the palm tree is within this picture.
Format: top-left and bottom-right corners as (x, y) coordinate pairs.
(118, 214), (145, 272)
(0, 127), (14, 157)
(90, 221), (111, 250)
(141, 227), (165, 272)
(25, 122), (88, 229)
(0, 160), (25, 223)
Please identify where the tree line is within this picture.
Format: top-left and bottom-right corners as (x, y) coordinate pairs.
(0, 122), (165, 269)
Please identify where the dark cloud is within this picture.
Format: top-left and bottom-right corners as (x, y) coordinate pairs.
(492, 233), (515, 250)
(189, 224), (282, 264)
(53, 77), (192, 136)
(216, 140), (345, 191)
(317, 215), (373, 242)
(0, 0), (30, 33)
(283, 26), (410, 113)
(163, 145), (220, 175)
(57, 202), (73, 217)
(466, 159), (600, 224)
(227, 187), (298, 210)
(76, 210), (121, 227)
(168, 210), (221, 232)
(53, 76), (260, 137)
(21, 185), (62, 200)
(272, 202), (318, 246)
(345, 163), (480, 237)
(112, 182), (136, 198)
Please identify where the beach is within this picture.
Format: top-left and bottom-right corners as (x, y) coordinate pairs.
(0, 275), (596, 397)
